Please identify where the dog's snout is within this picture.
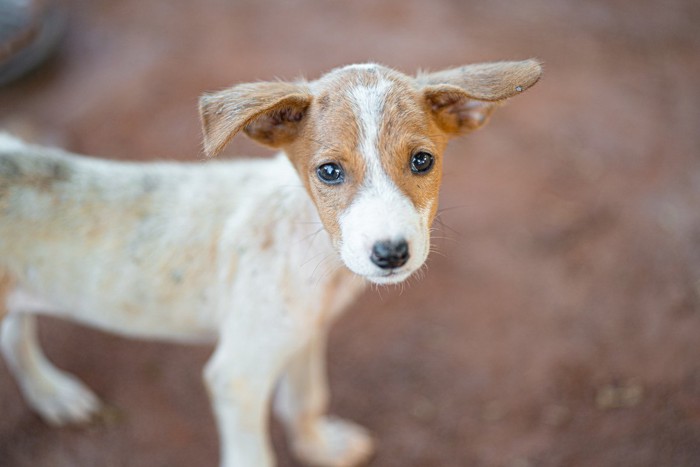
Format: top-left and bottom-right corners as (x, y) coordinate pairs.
(370, 239), (410, 269)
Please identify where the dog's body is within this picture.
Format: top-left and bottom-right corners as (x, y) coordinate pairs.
(0, 62), (541, 466)
(0, 140), (353, 341)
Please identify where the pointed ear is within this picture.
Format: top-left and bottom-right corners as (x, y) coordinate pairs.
(199, 81), (313, 156)
(418, 59), (542, 135)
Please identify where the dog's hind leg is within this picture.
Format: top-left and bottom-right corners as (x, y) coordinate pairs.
(0, 289), (101, 425)
(274, 327), (375, 467)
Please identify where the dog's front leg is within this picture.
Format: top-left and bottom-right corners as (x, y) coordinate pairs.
(204, 307), (308, 467)
(274, 327), (374, 467)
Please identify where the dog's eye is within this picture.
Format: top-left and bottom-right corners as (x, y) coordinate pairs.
(317, 163), (345, 185)
(410, 151), (434, 174)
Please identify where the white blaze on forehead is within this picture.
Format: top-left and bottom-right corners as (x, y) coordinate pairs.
(346, 77), (392, 186)
(345, 74), (437, 223)
(346, 77), (417, 240)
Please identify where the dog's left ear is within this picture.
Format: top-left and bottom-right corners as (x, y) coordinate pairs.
(199, 81), (312, 156)
(418, 59), (542, 135)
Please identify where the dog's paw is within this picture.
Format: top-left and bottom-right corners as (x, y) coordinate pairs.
(292, 417), (375, 467)
(22, 369), (102, 426)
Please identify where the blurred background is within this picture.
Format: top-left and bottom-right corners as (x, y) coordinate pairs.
(1, 0), (699, 465)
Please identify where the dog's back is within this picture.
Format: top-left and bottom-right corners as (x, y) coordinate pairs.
(0, 135), (312, 340)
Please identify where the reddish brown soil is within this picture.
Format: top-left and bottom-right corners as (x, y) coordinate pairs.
(1, 1), (700, 466)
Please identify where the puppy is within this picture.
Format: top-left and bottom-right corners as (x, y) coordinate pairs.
(0, 61), (541, 466)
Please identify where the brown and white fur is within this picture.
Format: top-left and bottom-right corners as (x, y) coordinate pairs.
(0, 61), (541, 467)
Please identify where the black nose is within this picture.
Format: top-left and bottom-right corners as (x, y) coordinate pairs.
(370, 239), (410, 269)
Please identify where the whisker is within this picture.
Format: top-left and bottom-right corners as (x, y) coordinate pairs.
(298, 227), (325, 244)
(430, 236), (459, 242)
(436, 204), (469, 214)
(301, 250), (326, 267)
(374, 282), (385, 301)
(428, 248), (447, 258)
(310, 254), (334, 282)
(434, 214), (463, 239)
(317, 262), (343, 285)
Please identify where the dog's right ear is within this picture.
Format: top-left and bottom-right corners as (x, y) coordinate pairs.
(199, 81), (312, 156)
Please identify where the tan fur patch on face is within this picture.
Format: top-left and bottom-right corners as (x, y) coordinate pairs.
(285, 65), (447, 242)
(376, 74), (447, 223)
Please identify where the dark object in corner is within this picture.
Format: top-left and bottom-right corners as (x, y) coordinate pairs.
(0, 0), (66, 86)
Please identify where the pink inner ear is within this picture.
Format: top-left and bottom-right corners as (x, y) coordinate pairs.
(243, 101), (311, 148)
(270, 107), (305, 125)
(425, 86), (498, 133)
(430, 91), (493, 124)
(249, 105), (307, 134)
(454, 99), (496, 129)
(428, 91), (464, 111)
(460, 99), (491, 119)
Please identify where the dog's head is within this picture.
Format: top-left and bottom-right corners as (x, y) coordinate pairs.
(199, 61), (541, 284)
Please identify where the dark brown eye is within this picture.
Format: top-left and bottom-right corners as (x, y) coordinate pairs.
(317, 163), (345, 184)
(410, 152), (434, 174)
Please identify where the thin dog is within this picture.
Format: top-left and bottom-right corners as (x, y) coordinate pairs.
(0, 61), (541, 467)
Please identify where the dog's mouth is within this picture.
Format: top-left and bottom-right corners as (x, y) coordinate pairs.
(365, 268), (414, 285)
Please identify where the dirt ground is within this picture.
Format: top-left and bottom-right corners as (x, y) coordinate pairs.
(1, 0), (699, 466)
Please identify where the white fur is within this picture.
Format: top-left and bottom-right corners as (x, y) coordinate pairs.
(0, 133), (24, 150)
